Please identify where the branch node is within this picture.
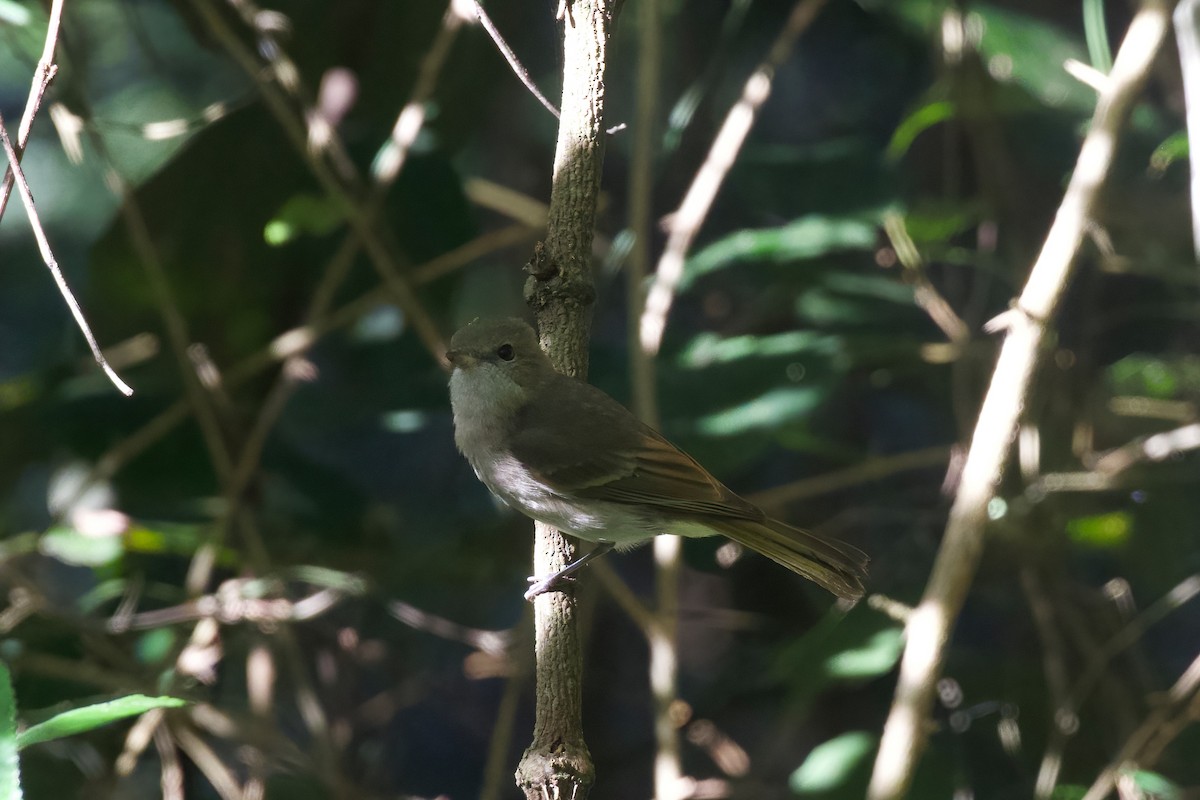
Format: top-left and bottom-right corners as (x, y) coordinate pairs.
(524, 244), (597, 311)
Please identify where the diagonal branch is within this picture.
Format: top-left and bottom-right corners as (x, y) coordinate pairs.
(638, 0), (828, 356)
(0, 0), (64, 221)
(187, 0), (447, 362)
(866, 4), (1175, 798)
(0, 114), (133, 396)
(470, 0), (560, 119)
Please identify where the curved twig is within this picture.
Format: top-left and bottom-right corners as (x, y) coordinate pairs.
(0, 115), (133, 396)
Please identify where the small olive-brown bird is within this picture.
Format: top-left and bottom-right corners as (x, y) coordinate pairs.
(447, 317), (868, 600)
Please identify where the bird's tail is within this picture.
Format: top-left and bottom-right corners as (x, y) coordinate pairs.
(711, 518), (868, 600)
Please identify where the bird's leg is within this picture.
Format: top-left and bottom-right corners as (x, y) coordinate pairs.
(524, 541), (615, 601)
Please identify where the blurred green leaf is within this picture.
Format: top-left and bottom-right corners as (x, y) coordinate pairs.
(125, 523), (237, 566)
(976, 4), (1094, 113)
(17, 695), (187, 750)
(824, 627), (904, 679)
(697, 386), (825, 437)
(796, 272), (918, 327)
(0, 535), (38, 562)
(135, 630), (177, 665)
(264, 193), (347, 246)
(0, 662), (21, 800)
(1082, 0), (1112, 72)
(1121, 769), (1182, 800)
(1066, 511), (1132, 548)
(790, 731), (875, 794)
(0, 0), (30, 25)
(1150, 131), (1190, 174)
(901, 201), (981, 244)
(677, 331), (833, 369)
(280, 566), (370, 595)
(39, 527), (123, 568)
(774, 609), (905, 703)
(683, 214), (878, 287)
(1049, 787), (1088, 800)
(1108, 354), (1200, 398)
(887, 99), (956, 162)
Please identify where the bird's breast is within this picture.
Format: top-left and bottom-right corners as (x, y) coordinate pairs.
(471, 453), (660, 545)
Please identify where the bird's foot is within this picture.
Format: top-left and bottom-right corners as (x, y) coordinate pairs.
(522, 541), (615, 602)
(524, 573), (577, 601)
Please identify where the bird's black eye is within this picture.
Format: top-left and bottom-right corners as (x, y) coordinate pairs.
(497, 343), (515, 361)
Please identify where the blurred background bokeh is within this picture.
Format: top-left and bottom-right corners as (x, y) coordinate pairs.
(0, 0), (1198, 797)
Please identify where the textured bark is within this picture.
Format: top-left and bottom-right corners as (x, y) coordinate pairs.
(515, 0), (618, 798)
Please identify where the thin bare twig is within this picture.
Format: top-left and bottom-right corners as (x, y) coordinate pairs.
(111, 579), (347, 631)
(749, 445), (954, 511)
(480, 653), (530, 800)
(387, 600), (513, 655)
(222, 0), (359, 182)
(639, 0), (828, 355)
(187, 0), (446, 363)
(622, 0), (684, 795)
(1036, 573), (1200, 797)
(1023, 572), (1073, 800)
(867, 5), (1174, 798)
(0, 0), (64, 220)
(1080, 649), (1200, 800)
(72, 224), (536, 514)
(591, 560), (657, 635)
(94, 139), (233, 473)
(882, 210), (970, 343)
(169, 719), (244, 800)
(155, 724), (185, 800)
(373, 2), (469, 185)
(1030, 421), (1200, 497)
(0, 114), (133, 396)
(470, 0), (560, 119)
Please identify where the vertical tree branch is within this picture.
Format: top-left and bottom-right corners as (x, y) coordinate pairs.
(866, 4), (1174, 799)
(517, 0), (619, 797)
(1174, 0), (1200, 261)
(624, 0), (685, 797)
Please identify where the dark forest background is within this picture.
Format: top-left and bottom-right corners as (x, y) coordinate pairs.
(0, 0), (1198, 798)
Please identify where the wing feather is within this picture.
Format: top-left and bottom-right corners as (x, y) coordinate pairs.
(508, 373), (760, 519)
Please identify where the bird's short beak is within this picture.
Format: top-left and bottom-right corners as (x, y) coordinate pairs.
(445, 349), (476, 368)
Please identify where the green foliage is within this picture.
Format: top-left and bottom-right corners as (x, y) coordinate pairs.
(38, 526), (124, 568)
(17, 694), (187, 749)
(790, 731), (876, 795)
(682, 214), (880, 287)
(1067, 511), (1133, 549)
(887, 99), (956, 162)
(1121, 769), (1182, 800)
(1050, 787), (1088, 800)
(1150, 131), (1190, 174)
(1082, 0), (1113, 72)
(773, 609), (905, 706)
(264, 194), (348, 246)
(0, 664), (21, 800)
(975, 4), (1095, 113)
(1108, 354), (1200, 398)
(0, 662), (185, 799)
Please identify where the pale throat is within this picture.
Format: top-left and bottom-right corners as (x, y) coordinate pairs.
(449, 364), (527, 452)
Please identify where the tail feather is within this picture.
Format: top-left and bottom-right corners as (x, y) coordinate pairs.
(712, 518), (868, 600)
